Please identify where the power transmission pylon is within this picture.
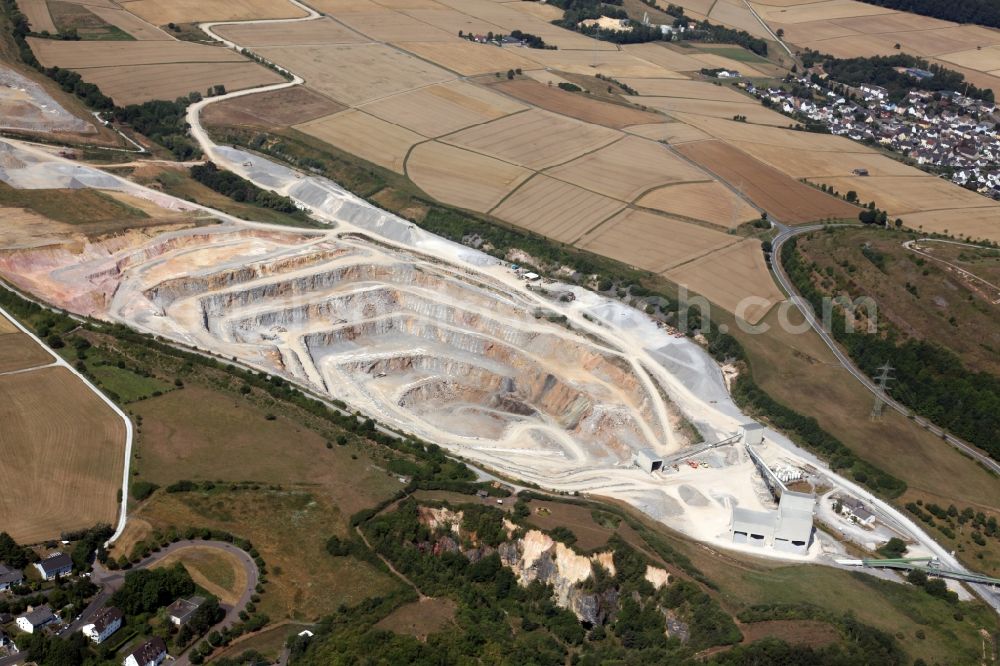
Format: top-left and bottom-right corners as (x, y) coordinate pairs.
(870, 363), (893, 419)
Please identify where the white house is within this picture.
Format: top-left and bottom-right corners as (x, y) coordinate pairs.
(839, 497), (876, 527)
(34, 552), (72, 581)
(82, 607), (123, 644)
(16, 605), (57, 634)
(123, 637), (167, 666)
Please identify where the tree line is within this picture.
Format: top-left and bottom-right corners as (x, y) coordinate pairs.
(189, 162), (302, 215)
(782, 236), (1000, 464)
(802, 51), (995, 102)
(856, 0), (1000, 29)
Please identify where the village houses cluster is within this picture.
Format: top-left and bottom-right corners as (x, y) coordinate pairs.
(746, 73), (1000, 198)
(0, 549), (207, 666)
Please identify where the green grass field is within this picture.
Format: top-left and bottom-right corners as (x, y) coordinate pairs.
(694, 45), (769, 63)
(89, 363), (171, 402)
(0, 183), (148, 225)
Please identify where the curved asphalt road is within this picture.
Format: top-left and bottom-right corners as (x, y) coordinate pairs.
(770, 222), (1000, 476)
(63, 541), (258, 666)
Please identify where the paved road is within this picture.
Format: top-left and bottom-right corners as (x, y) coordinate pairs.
(40, 541), (257, 666)
(769, 222), (1000, 476)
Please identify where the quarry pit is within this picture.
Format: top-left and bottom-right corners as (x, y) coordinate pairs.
(0, 138), (828, 558)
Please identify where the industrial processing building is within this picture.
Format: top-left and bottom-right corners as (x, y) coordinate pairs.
(731, 491), (816, 555)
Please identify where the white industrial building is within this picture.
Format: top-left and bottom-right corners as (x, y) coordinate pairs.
(633, 448), (663, 474)
(739, 421), (763, 446)
(731, 491), (815, 555)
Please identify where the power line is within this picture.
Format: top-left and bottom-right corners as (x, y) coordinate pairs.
(870, 362), (893, 419)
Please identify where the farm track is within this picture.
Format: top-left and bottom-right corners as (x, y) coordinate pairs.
(0, 305), (133, 545)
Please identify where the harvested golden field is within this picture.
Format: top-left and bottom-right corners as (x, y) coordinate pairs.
(331, 11), (456, 42)
(0, 366), (125, 544)
(120, 0), (307, 24)
(77, 62), (284, 106)
(395, 40), (538, 76)
(20, 0), (56, 33)
(688, 52), (768, 76)
(638, 181), (759, 227)
(618, 78), (750, 101)
(258, 43), (454, 105)
(443, 108), (620, 170)
(84, 6), (171, 40)
(625, 122), (711, 143)
(546, 136), (705, 201)
(489, 78), (664, 129)
(522, 69), (575, 88)
(27, 38), (245, 68)
(707, 0), (772, 38)
(407, 141), (531, 212)
(578, 208), (735, 273)
(307, 0), (386, 11)
(622, 42), (705, 71)
(832, 10), (952, 33)
(214, 17), (366, 46)
(900, 207), (1000, 243)
(491, 175), (624, 243)
(427, 0), (619, 50)
(639, 97), (790, 126)
(0, 331), (53, 372)
(939, 46), (1000, 71)
(203, 86), (344, 130)
(799, 32), (903, 59)
(677, 140), (860, 224)
(506, 0), (563, 21)
(765, 0), (1000, 92)
(360, 81), (526, 138)
(732, 142), (918, 178)
(753, 0), (893, 24)
(295, 110), (423, 173)
(672, 114), (862, 151)
(398, 8), (506, 36)
(517, 48), (681, 77)
(665, 238), (783, 324)
(815, 175), (993, 216)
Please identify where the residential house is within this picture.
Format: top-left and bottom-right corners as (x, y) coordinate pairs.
(123, 637), (167, 666)
(34, 553), (72, 581)
(166, 596), (205, 626)
(0, 565), (22, 592)
(16, 605), (58, 634)
(82, 607), (123, 644)
(839, 497), (876, 527)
